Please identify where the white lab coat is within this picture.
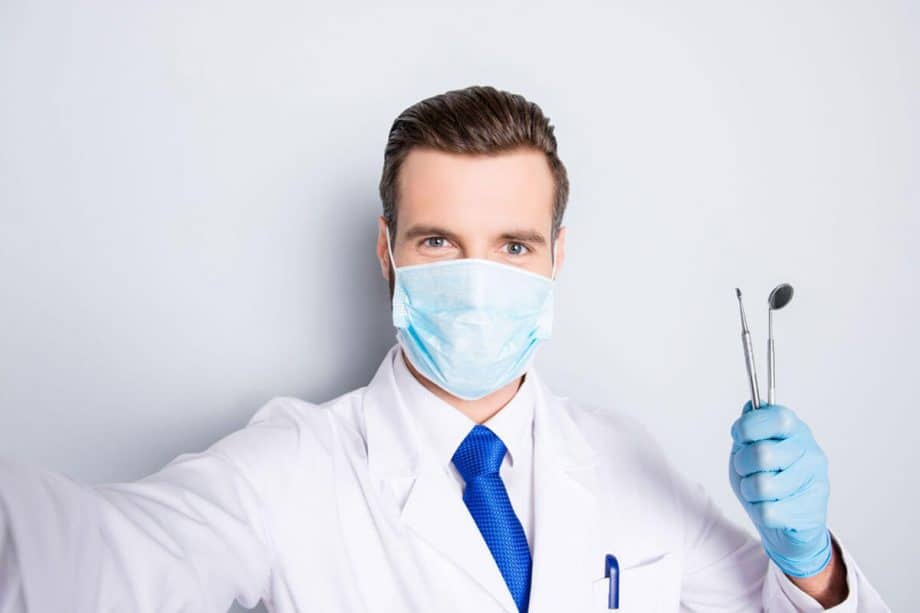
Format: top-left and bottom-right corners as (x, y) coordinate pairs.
(0, 343), (890, 612)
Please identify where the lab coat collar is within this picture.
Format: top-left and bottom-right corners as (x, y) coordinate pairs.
(391, 344), (535, 471)
(363, 343), (604, 612)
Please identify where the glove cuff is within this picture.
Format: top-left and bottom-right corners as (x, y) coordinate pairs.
(768, 528), (833, 578)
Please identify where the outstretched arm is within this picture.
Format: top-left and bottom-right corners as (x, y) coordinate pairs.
(0, 397), (301, 613)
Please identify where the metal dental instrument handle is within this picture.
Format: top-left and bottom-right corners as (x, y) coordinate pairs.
(767, 312), (775, 405)
(766, 283), (794, 406)
(736, 288), (761, 410)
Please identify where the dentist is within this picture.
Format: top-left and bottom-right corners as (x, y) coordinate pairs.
(0, 85), (889, 612)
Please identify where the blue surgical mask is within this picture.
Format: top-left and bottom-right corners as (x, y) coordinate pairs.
(386, 230), (556, 400)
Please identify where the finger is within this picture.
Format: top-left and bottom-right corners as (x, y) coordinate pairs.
(744, 482), (829, 531)
(731, 404), (800, 444)
(738, 455), (815, 502)
(731, 436), (807, 477)
(741, 400), (755, 415)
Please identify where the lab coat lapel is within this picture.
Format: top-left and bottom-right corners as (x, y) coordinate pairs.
(400, 458), (520, 612)
(527, 369), (604, 613)
(363, 345), (520, 613)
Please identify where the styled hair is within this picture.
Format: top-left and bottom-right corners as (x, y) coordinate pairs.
(378, 85), (569, 244)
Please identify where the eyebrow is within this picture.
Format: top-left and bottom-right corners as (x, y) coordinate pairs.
(403, 224), (462, 242)
(498, 229), (547, 246)
(402, 224), (548, 246)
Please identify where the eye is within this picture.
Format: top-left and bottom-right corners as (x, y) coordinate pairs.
(504, 241), (530, 256)
(422, 236), (449, 249)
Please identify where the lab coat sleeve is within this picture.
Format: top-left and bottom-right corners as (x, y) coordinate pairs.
(0, 397), (304, 613)
(666, 458), (891, 611)
(761, 529), (890, 611)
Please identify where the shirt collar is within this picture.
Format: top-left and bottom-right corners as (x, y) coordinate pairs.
(393, 347), (535, 470)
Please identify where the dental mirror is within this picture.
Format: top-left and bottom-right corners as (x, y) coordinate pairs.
(768, 284), (794, 311)
(766, 283), (794, 404)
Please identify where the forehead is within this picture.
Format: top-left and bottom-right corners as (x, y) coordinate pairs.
(396, 147), (555, 233)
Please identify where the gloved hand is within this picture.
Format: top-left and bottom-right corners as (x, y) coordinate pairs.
(728, 401), (833, 577)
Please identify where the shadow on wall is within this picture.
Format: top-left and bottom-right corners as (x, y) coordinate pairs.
(227, 198), (394, 613)
(301, 193), (399, 403)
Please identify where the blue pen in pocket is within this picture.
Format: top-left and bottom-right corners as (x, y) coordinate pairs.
(605, 554), (620, 609)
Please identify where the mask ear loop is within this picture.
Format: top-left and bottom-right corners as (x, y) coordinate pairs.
(385, 225), (397, 277)
(550, 239), (558, 281)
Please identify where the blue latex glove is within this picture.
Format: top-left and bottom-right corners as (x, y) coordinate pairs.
(728, 401), (833, 577)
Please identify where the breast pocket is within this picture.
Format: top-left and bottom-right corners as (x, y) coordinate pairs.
(591, 552), (680, 612)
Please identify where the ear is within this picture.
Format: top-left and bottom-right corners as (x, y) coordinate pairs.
(376, 216), (392, 281)
(552, 225), (567, 279)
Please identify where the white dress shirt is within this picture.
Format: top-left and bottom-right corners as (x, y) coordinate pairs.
(392, 348), (536, 551)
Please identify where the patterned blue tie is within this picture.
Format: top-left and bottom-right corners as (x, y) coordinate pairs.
(451, 424), (532, 613)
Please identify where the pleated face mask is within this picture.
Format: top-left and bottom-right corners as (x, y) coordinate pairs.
(386, 229), (556, 400)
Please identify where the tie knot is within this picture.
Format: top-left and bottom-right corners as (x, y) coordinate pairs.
(451, 424), (507, 483)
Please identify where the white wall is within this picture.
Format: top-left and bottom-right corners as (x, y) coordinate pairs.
(1, 1), (915, 610)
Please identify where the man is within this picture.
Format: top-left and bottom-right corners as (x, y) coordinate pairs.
(0, 86), (889, 612)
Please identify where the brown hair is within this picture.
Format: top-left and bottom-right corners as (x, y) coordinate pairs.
(378, 85), (569, 245)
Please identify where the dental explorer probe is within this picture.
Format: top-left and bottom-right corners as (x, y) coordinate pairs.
(736, 288), (761, 410)
(766, 283), (794, 405)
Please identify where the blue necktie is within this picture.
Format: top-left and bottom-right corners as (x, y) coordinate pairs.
(451, 424), (532, 613)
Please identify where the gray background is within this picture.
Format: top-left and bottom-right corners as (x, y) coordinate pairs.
(1, 1), (916, 610)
